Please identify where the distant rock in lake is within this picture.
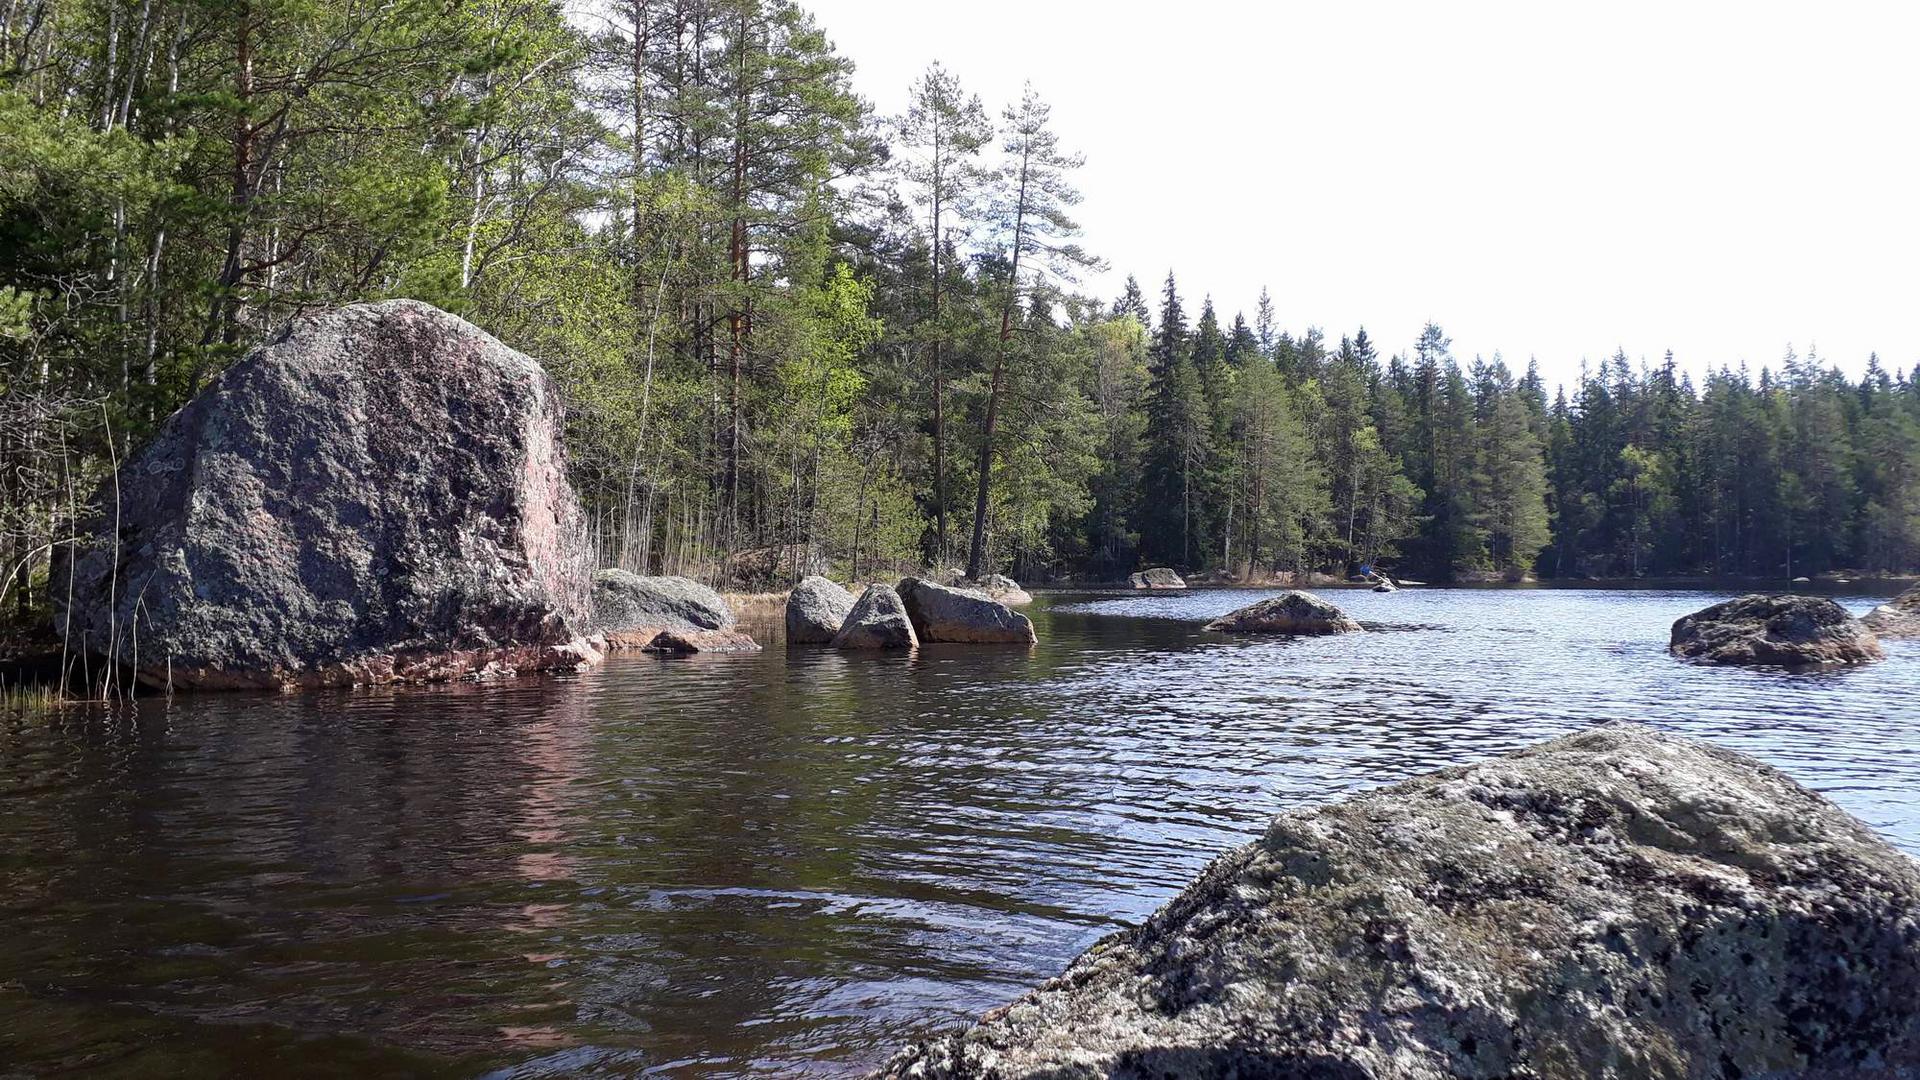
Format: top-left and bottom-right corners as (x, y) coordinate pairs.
(954, 573), (1033, 606)
(872, 724), (1920, 1079)
(786, 575), (857, 644)
(1204, 590), (1362, 635)
(1864, 583), (1920, 640)
(592, 570), (736, 649)
(1670, 593), (1882, 666)
(830, 584), (918, 650)
(897, 578), (1035, 645)
(53, 299), (599, 689)
(1128, 567), (1186, 590)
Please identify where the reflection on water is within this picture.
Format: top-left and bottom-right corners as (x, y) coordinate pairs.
(2, 587), (1917, 1076)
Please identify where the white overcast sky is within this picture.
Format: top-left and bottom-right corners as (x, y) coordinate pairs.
(810, 0), (1920, 388)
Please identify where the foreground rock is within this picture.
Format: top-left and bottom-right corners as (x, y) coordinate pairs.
(592, 570), (734, 649)
(1127, 567), (1185, 590)
(875, 724), (1920, 1079)
(786, 576), (857, 644)
(643, 628), (762, 654)
(1670, 593), (1882, 666)
(897, 578), (1036, 645)
(1863, 583), (1920, 639)
(830, 585), (918, 649)
(52, 300), (598, 689)
(1204, 590), (1362, 635)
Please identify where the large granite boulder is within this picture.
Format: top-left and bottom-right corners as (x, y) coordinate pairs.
(1670, 593), (1882, 666)
(591, 570), (734, 649)
(1204, 590), (1362, 635)
(786, 575), (857, 644)
(1128, 567), (1186, 590)
(875, 725), (1920, 1079)
(1863, 583), (1920, 639)
(830, 584), (918, 650)
(897, 577), (1036, 645)
(52, 300), (598, 689)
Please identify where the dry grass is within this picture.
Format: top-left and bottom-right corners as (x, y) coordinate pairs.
(722, 591), (788, 636)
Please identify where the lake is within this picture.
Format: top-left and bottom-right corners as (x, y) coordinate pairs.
(2, 585), (1916, 1076)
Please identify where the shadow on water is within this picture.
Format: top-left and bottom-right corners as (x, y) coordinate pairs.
(2, 586), (1917, 1076)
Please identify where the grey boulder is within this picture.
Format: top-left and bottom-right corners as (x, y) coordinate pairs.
(830, 585), (918, 649)
(1127, 567), (1186, 590)
(897, 577), (1036, 645)
(1204, 590), (1362, 634)
(874, 724), (1920, 1079)
(52, 299), (599, 689)
(1863, 583), (1920, 639)
(786, 575), (857, 644)
(591, 570), (734, 649)
(643, 627), (762, 654)
(955, 573), (1033, 607)
(1670, 593), (1882, 666)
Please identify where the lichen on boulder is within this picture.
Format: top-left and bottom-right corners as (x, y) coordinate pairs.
(874, 724), (1920, 1079)
(53, 299), (599, 689)
(1670, 593), (1882, 666)
(830, 584), (918, 650)
(1204, 590), (1362, 635)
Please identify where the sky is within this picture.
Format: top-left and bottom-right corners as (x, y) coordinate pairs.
(807, 0), (1920, 389)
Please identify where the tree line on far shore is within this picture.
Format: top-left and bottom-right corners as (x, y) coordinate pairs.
(4, 0), (1918, 621)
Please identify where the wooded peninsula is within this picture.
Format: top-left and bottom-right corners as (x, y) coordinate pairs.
(5, 0), (1918, 620)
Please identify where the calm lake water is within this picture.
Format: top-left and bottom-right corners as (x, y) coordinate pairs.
(3, 586), (1918, 1077)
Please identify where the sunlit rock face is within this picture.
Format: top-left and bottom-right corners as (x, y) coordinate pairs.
(830, 584), (917, 650)
(787, 575), (857, 644)
(1128, 567), (1185, 589)
(1864, 583), (1920, 639)
(897, 578), (1035, 645)
(1670, 594), (1882, 666)
(874, 724), (1920, 1080)
(591, 570), (735, 649)
(55, 299), (598, 689)
(1204, 590), (1362, 635)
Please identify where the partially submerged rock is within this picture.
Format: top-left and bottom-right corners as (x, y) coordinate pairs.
(592, 570), (734, 649)
(956, 573), (1033, 606)
(1670, 593), (1882, 666)
(643, 627), (761, 654)
(52, 300), (598, 690)
(1127, 567), (1186, 590)
(786, 575), (857, 644)
(897, 578), (1036, 645)
(874, 724), (1920, 1079)
(1863, 583), (1920, 639)
(1204, 590), (1362, 635)
(830, 585), (918, 650)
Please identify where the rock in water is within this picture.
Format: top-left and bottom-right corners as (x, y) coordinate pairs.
(897, 578), (1036, 645)
(1670, 593), (1882, 666)
(592, 570), (734, 649)
(1127, 567), (1186, 590)
(786, 575), (857, 644)
(954, 574), (1033, 607)
(874, 724), (1920, 1079)
(1204, 590), (1362, 634)
(830, 585), (918, 649)
(53, 300), (598, 689)
(642, 628), (762, 654)
(1863, 583), (1920, 639)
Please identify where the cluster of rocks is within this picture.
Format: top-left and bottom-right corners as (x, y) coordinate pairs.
(1669, 593), (1883, 667)
(873, 724), (1920, 1078)
(784, 576), (1036, 651)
